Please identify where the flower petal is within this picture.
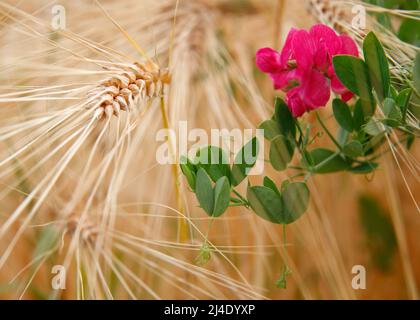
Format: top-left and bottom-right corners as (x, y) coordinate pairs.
(341, 91), (354, 102)
(280, 28), (298, 65)
(331, 74), (354, 101)
(300, 69), (330, 109)
(292, 30), (316, 70)
(286, 87), (307, 118)
(313, 45), (330, 72)
(256, 48), (283, 73)
(270, 68), (301, 90)
(310, 24), (340, 55)
(338, 34), (359, 56)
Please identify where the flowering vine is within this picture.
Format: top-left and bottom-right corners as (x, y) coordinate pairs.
(180, 24), (419, 288)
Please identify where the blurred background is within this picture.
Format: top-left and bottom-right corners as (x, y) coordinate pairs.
(0, 0), (418, 299)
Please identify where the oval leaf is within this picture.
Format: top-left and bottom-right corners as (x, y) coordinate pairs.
(363, 32), (390, 102)
(383, 97), (402, 121)
(398, 18), (420, 46)
(263, 176), (281, 196)
(247, 185), (284, 224)
(333, 55), (375, 116)
(333, 99), (353, 132)
(343, 140), (364, 158)
(396, 88), (412, 121)
(269, 135), (294, 171)
(353, 99), (369, 130)
(282, 182), (310, 224)
(274, 97), (296, 138)
(180, 156), (197, 190)
(364, 119), (386, 136)
(349, 162), (379, 174)
(212, 177), (231, 217)
(195, 146), (230, 182)
(305, 148), (350, 173)
(259, 119), (280, 141)
(195, 168), (214, 216)
(231, 137), (259, 186)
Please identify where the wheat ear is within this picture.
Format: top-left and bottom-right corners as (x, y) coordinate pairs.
(87, 61), (170, 119)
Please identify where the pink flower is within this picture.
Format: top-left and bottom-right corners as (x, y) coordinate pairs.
(256, 24), (359, 117)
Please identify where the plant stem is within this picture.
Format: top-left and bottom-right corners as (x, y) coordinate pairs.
(316, 111), (343, 151)
(205, 217), (215, 240)
(311, 151), (340, 172)
(282, 223), (289, 269)
(276, 223), (291, 288)
(232, 189), (249, 207)
(159, 91), (189, 242)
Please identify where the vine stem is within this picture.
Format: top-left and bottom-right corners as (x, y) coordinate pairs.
(205, 217), (215, 240)
(232, 189), (249, 207)
(282, 223), (289, 269)
(315, 111), (343, 151)
(159, 91), (189, 242)
(276, 223), (291, 288)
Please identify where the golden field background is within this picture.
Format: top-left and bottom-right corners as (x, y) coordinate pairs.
(0, 0), (418, 299)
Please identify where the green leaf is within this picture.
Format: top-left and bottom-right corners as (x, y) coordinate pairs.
(276, 265), (292, 289)
(195, 243), (212, 266)
(195, 146), (230, 182)
(333, 55), (375, 116)
(247, 185), (284, 224)
(353, 99), (366, 131)
(406, 134), (415, 150)
(274, 97), (296, 138)
(180, 164), (196, 190)
(269, 135), (294, 171)
(414, 53), (420, 91)
(343, 140), (364, 158)
(180, 156), (197, 190)
(396, 88), (412, 121)
(349, 162), (379, 174)
(263, 176), (280, 196)
(280, 180), (290, 192)
(212, 177), (231, 217)
(363, 32), (390, 101)
(364, 119), (386, 136)
(400, 0), (419, 10)
(359, 195), (397, 271)
(282, 182), (310, 224)
(390, 85), (398, 100)
(259, 119), (280, 141)
(365, 0), (409, 9)
(398, 18), (420, 46)
(383, 97), (402, 121)
(305, 148), (350, 173)
(410, 53), (420, 118)
(333, 99), (353, 132)
(337, 127), (350, 146)
(195, 168), (214, 216)
(231, 137), (259, 186)
(364, 132), (386, 153)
